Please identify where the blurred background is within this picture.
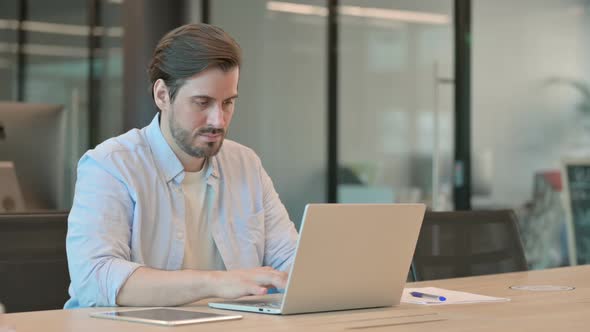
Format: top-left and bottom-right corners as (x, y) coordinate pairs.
(1, 0), (590, 271)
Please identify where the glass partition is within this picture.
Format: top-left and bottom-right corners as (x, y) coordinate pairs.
(0, 0), (125, 212)
(472, 0), (590, 269)
(0, 1), (19, 100)
(204, 0), (329, 227)
(338, 0), (454, 209)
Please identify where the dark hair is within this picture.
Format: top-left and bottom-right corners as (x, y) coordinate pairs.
(148, 23), (241, 103)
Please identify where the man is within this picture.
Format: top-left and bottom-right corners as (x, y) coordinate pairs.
(65, 23), (298, 308)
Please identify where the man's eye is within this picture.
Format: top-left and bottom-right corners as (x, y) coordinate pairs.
(194, 100), (209, 107)
(223, 100), (234, 105)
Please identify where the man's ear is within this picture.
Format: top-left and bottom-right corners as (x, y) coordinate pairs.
(153, 79), (170, 112)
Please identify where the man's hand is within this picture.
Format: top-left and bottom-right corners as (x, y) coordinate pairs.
(211, 266), (288, 299)
(116, 266), (288, 307)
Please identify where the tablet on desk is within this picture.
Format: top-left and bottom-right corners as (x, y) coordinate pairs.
(90, 307), (242, 326)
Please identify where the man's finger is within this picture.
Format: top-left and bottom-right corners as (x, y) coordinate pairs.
(247, 285), (268, 296)
(258, 273), (287, 289)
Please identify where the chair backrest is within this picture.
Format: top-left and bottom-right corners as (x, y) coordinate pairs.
(0, 211), (69, 312)
(412, 210), (527, 281)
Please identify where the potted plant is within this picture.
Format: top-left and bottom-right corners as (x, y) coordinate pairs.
(547, 77), (590, 157)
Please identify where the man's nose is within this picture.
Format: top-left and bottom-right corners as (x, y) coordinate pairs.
(207, 104), (225, 128)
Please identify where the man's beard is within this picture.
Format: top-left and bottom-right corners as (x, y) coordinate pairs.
(168, 110), (225, 158)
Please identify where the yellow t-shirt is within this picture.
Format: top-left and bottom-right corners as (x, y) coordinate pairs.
(181, 162), (225, 271)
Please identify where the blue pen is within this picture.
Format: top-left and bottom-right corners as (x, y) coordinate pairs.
(410, 291), (447, 301)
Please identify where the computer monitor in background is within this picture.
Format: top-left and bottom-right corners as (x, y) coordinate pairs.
(0, 102), (66, 210)
(0, 161), (26, 212)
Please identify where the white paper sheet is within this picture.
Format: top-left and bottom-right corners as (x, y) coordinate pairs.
(402, 287), (511, 305)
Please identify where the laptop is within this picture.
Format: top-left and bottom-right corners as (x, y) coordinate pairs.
(208, 203), (425, 315)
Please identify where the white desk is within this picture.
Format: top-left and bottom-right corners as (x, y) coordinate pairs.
(2, 265), (589, 331)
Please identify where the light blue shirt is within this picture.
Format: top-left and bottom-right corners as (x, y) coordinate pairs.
(65, 114), (298, 308)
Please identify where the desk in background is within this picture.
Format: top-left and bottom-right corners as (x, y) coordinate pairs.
(2, 265), (589, 332)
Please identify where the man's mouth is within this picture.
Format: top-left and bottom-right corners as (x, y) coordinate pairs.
(198, 133), (223, 142)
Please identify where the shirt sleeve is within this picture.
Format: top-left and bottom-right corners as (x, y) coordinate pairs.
(66, 154), (143, 307)
(258, 161), (299, 271)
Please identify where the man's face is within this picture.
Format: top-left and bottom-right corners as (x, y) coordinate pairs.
(160, 67), (239, 159)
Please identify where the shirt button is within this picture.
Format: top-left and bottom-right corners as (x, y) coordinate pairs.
(176, 232), (183, 239)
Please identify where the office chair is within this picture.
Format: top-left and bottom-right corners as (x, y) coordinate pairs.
(0, 211), (70, 312)
(411, 210), (527, 281)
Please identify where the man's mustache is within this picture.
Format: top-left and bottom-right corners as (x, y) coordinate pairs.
(197, 127), (225, 135)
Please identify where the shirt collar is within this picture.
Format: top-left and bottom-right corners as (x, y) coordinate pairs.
(145, 113), (219, 183)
